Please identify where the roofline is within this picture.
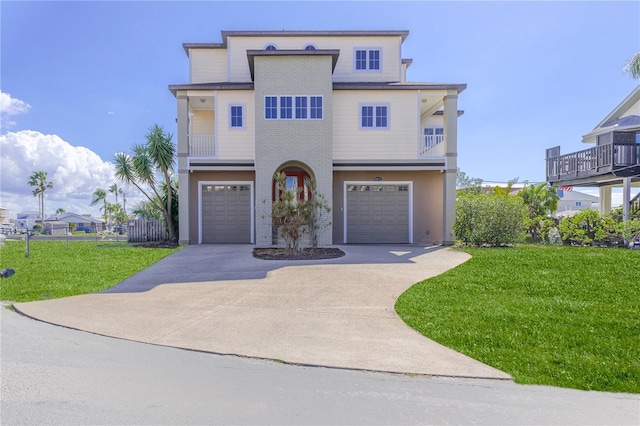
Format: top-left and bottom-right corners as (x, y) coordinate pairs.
(182, 42), (224, 55)
(593, 84), (640, 130)
(221, 30), (409, 43)
(246, 49), (340, 80)
(333, 82), (467, 93)
(169, 81), (467, 96)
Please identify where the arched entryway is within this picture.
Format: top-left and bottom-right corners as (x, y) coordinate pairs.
(272, 162), (315, 202)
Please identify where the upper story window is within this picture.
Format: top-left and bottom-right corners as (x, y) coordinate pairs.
(264, 96), (324, 120)
(354, 48), (382, 71)
(229, 104), (244, 129)
(280, 96), (293, 119)
(265, 44), (277, 51)
(360, 104), (388, 129)
(304, 44), (317, 51)
(295, 96), (307, 119)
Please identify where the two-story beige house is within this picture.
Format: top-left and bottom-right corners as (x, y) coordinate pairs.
(169, 30), (465, 246)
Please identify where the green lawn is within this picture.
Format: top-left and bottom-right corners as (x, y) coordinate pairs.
(0, 240), (180, 302)
(396, 245), (640, 394)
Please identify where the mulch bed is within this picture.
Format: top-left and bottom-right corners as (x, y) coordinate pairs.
(130, 241), (181, 249)
(253, 247), (345, 260)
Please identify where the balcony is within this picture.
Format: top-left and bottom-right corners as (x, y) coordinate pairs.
(546, 140), (640, 184)
(189, 134), (216, 158)
(419, 134), (446, 157)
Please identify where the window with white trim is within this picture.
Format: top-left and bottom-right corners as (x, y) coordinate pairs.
(310, 96), (323, 119)
(265, 44), (277, 51)
(360, 104), (388, 129)
(264, 96), (323, 120)
(280, 96), (292, 119)
(295, 96), (307, 119)
(229, 104), (244, 129)
(354, 48), (381, 71)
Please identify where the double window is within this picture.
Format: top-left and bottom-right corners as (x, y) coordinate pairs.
(360, 104), (389, 129)
(229, 104), (244, 129)
(355, 48), (381, 71)
(265, 96), (323, 120)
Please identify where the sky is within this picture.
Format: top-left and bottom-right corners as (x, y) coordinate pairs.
(1, 0), (639, 219)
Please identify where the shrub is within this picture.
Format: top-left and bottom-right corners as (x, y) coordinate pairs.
(454, 194), (527, 246)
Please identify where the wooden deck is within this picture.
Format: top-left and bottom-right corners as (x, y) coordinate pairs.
(546, 141), (640, 185)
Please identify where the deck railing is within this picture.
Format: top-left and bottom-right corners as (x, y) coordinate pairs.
(189, 134), (216, 157)
(546, 141), (640, 182)
(419, 134), (446, 157)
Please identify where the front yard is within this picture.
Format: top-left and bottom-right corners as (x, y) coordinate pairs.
(0, 240), (180, 302)
(396, 245), (639, 393)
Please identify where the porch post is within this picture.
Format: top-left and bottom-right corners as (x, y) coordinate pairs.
(622, 177), (631, 221)
(442, 91), (458, 245)
(599, 186), (612, 215)
(177, 94), (190, 244)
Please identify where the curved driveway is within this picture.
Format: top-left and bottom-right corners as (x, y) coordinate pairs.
(14, 244), (511, 379)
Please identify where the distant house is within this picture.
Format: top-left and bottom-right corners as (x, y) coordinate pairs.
(15, 211), (41, 231)
(43, 220), (69, 235)
(56, 212), (105, 233)
(546, 85), (640, 219)
(553, 189), (599, 217)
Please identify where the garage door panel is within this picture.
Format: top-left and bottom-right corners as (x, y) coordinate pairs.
(346, 183), (409, 244)
(201, 184), (252, 243)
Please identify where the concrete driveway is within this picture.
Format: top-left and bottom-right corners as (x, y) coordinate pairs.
(13, 244), (511, 380)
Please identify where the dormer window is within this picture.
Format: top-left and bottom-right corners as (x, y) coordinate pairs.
(304, 44), (317, 51)
(265, 44), (277, 51)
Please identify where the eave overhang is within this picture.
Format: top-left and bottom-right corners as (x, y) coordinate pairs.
(246, 49), (340, 81)
(333, 159), (446, 171)
(333, 81), (467, 94)
(169, 82), (254, 96)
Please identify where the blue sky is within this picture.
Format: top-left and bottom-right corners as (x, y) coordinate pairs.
(1, 1), (639, 218)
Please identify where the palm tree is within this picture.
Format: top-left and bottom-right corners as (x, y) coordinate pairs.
(114, 124), (177, 242)
(27, 171), (53, 224)
(623, 51), (640, 79)
(55, 208), (66, 219)
(109, 183), (124, 208)
(91, 188), (109, 227)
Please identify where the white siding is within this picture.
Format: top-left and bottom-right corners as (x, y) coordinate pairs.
(620, 98), (640, 118)
(216, 91), (255, 159)
(333, 90), (419, 160)
(226, 35), (402, 83)
(190, 48), (228, 83)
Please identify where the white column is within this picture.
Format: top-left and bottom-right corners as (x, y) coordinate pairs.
(622, 177), (631, 221)
(177, 94), (190, 244)
(599, 186), (612, 215)
(442, 91), (458, 245)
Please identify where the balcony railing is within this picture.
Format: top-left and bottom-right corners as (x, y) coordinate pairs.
(419, 134), (446, 157)
(189, 134), (216, 158)
(546, 141), (640, 182)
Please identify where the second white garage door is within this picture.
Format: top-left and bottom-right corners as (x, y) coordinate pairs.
(201, 183), (252, 243)
(345, 183), (411, 244)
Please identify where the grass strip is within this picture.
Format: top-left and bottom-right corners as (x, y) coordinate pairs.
(0, 240), (180, 302)
(395, 245), (640, 393)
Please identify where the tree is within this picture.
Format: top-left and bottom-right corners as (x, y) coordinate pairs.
(456, 169), (482, 196)
(114, 124), (177, 242)
(109, 183), (124, 208)
(54, 207), (66, 219)
(518, 182), (560, 241)
(91, 188), (109, 225)
(623, 51), (640, 79)
(27, 171), (53, 224)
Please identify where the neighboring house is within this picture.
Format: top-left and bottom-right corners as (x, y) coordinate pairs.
(43, 220), (68, 235)
(15, 211), (41, 231)
(546, 85), (640, 219)
(56, 212), (105, 233)
(553, 189), (600, 217)
(169, 30), (465, 245)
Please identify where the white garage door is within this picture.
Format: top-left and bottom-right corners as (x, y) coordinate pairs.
(346, 183), (410, 244)
(201, 184), (252, 243)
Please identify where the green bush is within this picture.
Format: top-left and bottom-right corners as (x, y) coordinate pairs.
(454, 194), (527, 246)
(558, 210), (625, 246)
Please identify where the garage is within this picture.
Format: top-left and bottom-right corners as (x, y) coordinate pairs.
(345, 182), (411, 243)
(201, 183), (252, 243)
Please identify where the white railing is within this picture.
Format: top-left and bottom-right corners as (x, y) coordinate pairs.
(419, 134), (446, 157)
(189, 134), (216, 158)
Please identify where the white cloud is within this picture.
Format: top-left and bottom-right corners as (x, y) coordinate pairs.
(0, 91), (31, 127)
(0, 130), (144, 219)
